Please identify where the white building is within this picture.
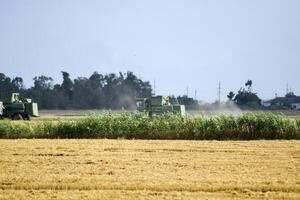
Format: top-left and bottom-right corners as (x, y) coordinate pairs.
(263, 95), (300, 110)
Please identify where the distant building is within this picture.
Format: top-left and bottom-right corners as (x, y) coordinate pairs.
(263, 94), (300, 110)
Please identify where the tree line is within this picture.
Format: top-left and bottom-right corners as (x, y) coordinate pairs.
(0, 72), (265, 110)
(0, 71), (152, 109)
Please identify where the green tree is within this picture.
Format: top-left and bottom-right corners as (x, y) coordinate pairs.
(61, 71), (73, 99)
(33, 75), (53, 90)
(29, 75), (54, 108)
(12, 77), (24, 91)
(0, 73), (13, 99)
(177, 95), (199, 110)
(234, 89), (261, 108)
(227, 91), (235, 101)
(226, 80), (262, 109)
(245, 79), (253, 92)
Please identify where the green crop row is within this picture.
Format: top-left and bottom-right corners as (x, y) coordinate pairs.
(0, 112), (299, 140)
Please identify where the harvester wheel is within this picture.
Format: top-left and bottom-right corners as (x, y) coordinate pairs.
(12, 114), (23, 120)
(23, 114), (31, 121)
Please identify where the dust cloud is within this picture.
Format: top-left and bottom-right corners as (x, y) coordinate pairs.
(188, 101), (243, 117)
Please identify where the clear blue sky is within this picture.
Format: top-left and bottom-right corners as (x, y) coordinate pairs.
(0, 0), (299, 102)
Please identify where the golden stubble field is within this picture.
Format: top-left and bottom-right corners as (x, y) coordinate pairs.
(0, 140), (299, 199)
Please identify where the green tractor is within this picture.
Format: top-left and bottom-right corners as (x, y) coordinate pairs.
(136, 95), (185, 117)
(0, 93), (39, 120)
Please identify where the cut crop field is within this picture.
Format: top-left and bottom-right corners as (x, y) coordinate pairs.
(0, 140), (299, 199)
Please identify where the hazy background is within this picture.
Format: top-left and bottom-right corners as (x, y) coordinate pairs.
(0, 0), (299, 102)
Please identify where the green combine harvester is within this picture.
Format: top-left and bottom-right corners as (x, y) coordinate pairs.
(136, 95), (185, 117)
(0, 93), (39, 120)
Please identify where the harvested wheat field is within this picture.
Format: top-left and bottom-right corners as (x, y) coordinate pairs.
(0, 140), (299, 199)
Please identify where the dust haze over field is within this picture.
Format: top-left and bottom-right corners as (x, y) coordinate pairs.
(0, 140), (299, 199)
(37, 102), (244, 119)
(189, 101), (243, 117)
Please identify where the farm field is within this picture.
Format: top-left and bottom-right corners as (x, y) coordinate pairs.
(0, 140), (299, 199)
(38, 109), (300, 119)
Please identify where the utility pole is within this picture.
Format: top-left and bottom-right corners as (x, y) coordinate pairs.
(218, 81), (221, 105)
(194, 90), (197, 100)
(186, 86), (189, 97)
(153, 80), (156, 96)
(286, 83), (289, 95)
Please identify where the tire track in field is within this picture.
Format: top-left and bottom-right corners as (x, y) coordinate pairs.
(1, 182), (299, 193)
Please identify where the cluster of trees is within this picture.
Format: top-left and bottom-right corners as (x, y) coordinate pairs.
(0, 71), (152, 109)
(176, 80), (263, 110)
(0, 74), (24, 100)
(177, 95), (200, 110)
(227, 80), (262, 109)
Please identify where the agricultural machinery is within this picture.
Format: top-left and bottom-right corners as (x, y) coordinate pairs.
(0, 93), (39, 120)
(135, 95), (185, 117)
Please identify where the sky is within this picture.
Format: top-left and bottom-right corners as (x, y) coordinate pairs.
(0, 0), (299, 102)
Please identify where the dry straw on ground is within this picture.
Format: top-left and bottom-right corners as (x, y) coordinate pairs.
(0, 139), (299, 199)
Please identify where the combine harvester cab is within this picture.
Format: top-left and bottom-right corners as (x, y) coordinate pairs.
(0, 93), (39, 120)
(136, 95), (185, 117)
